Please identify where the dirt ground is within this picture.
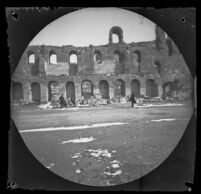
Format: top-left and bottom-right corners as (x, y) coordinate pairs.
(11, 103), (193, 186)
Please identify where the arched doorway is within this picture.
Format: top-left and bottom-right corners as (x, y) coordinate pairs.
(48, 81), (59, 101)
(146, 79), (158, 97)
(99, 80), (109, 99)
(131, 79), (140, 97)
(66, 81), (75, 100)
(114, 79), (125, 97)
(162, 79), (183, 99)
(81, 80), (93, 99)
(12, 82), (23, 102)
(31, 82), (41, 102)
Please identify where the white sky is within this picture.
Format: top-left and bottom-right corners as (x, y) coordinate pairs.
(30, 7), (156, 47)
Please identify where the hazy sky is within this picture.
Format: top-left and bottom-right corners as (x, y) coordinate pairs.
(30, 8), (156, 47)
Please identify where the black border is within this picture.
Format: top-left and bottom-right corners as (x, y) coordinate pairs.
(2, 4), (198, 192)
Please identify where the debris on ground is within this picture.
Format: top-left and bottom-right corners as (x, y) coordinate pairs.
(103, 169), (122, 176)
(38, 102), (53, 109)
(72, 152), (82, 159)
(86, 149), (113, 159)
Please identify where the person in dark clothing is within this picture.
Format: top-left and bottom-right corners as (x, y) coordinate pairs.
(59, 94), (67, 108)
(130, 92), (136, 108)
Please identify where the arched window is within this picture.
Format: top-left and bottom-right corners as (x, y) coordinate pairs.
(155, 61), (161, 74)
(114, 50), (124, 73)
(133, 50), (141, 63)
(94, 50), (102, 64)
(113, 50), (121, 63)
(69, 51), (78, 64)
(109, 26), (124, 44)
(31, 56), (40, 76)
(27, 51), (35, 64)
(49, 50), (57, 64)
(112, 34), (119, 43)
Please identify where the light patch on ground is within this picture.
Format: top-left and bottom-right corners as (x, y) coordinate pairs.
(19, 122), (129, 133)
(104, 170), (122, 176)
(88, 149), (112, 158)
(151, 118), (176, 122)
(38, 102), (53, 109)
(60, 137), (96, 144)
(75, 169), (81, 173)
(136, 103), (185, 108)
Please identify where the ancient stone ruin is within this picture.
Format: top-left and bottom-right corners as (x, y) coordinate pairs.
(11, 25), (193, 106)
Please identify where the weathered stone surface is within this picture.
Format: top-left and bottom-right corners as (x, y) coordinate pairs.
(11, 26), (193, 103)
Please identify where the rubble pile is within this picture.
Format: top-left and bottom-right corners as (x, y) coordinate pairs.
(76, 96), (97, 107)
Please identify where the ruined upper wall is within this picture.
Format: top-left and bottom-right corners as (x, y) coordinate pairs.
(12, 25), (190, 84)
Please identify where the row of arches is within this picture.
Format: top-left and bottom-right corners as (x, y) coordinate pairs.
(12, 79), (160, 103)
(27, 49), (143, 66)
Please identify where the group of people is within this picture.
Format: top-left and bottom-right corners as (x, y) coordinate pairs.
(59, 94), (75, 108)
(59, 92), (137, 108)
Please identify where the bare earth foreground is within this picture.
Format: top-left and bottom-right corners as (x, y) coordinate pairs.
(11, 103), (193, 186)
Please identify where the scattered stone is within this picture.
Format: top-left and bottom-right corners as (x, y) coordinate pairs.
(104, 170), (122, 176)
(76, 169), (81, 173)
(72, 152), (82, 159)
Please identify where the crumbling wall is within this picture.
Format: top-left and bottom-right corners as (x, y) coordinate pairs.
(11, 25), (193, 104)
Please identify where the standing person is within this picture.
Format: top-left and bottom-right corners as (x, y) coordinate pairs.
(130, 92), (136, 108)
(59, 94), (66, 108)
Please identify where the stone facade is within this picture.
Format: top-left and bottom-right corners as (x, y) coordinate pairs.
(11, 25), (193, 103)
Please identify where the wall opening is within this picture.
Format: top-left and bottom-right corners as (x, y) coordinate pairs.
(114, 79), (125, 97)
(31, 56), (40, 76)
(112, 34), (119, 43)
(99, 80), (109, 99)
(48, 81), (59, 101)
(131, 79), (140, 97)
(81, 80), (93, 99)
(12, 82), (23, 102)
(155, 61), (161, 74)
(49, 50), (57, 64)
(166, 39), (173, 56)
(146, 79), (158, 97)
(66, 81), (75, 100)
(114, 51), (120, 63)
(94, 50), (102, 64)
(133, 50), (141, 63)
(31, 82), (41, 102)
(162, 79), (183, 100)
(27, 51), (35, 64)
(114, 50), (124, 73)
(109, 26), (124, 44)
(69, 51), (78, 64)
(69, 51), (78, 76)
